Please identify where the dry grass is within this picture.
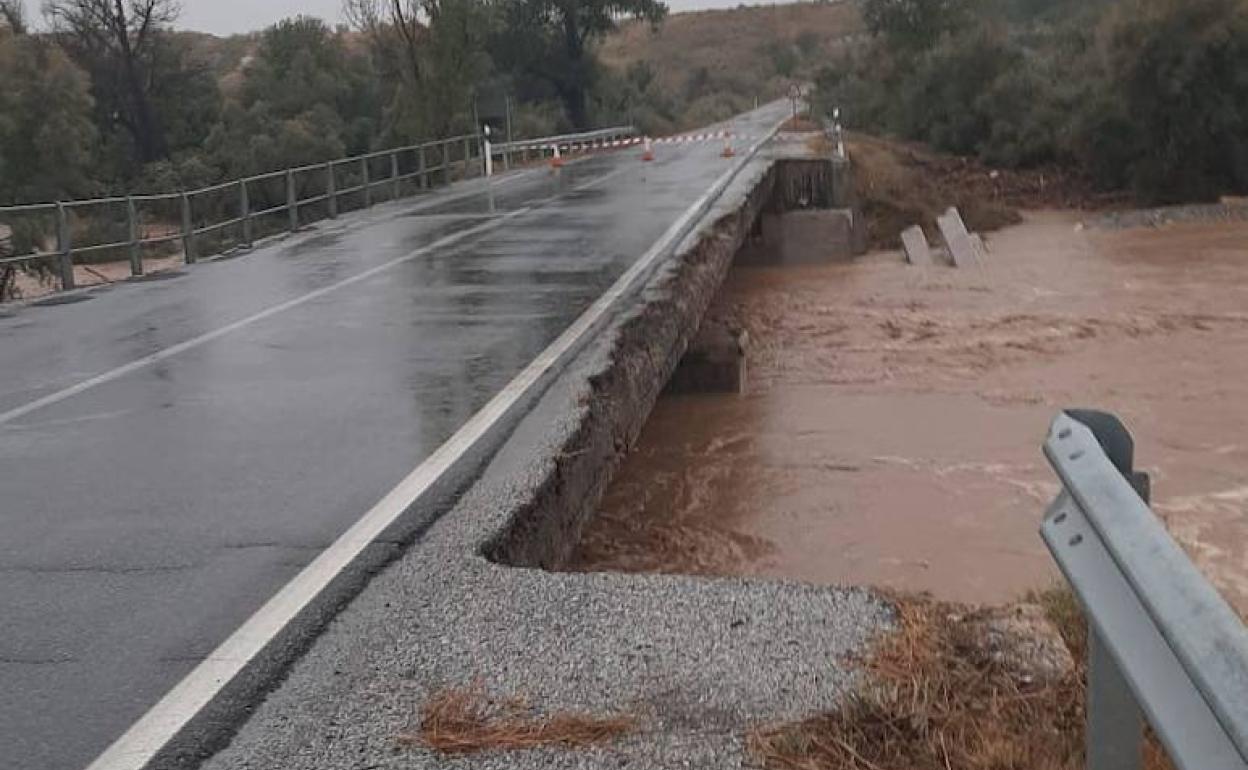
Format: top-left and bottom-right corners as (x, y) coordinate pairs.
(400, 684), (635, 756)
(749, 588), (1175, 770)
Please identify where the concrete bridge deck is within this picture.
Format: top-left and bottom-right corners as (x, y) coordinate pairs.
(0, 105), (791, 770)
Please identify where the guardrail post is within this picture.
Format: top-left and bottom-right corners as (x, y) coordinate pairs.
(286, 169), (298, 231)
(126, 195), (143, 277)
(417, 145), (427, 190)
(504, 95), (513, 171)
(362, 158), (372, 207)
(463, 136), (472, 179)
(326, 163), (337, 218)
(55, 202), (74, 290)
(179, 190), (193, 264)
(1088, 630), (1143, 770)
(240, 180), (252, 245)
(391, 152), (401, 199)
(180, 192), (195, 264)
(1061, 410), (1146, 770)
(442, 142), (450, 185)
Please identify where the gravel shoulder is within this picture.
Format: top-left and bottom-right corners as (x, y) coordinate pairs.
(201, 150), (894, 770)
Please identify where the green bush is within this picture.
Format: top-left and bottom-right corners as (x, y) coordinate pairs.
(1103, 0), (1248, 201)
(815, 0), (1248, 203)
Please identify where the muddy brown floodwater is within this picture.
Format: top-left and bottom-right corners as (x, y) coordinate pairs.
(569, 211), (1248, 613)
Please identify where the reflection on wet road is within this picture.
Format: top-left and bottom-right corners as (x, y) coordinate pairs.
(0, 106), (785, 770)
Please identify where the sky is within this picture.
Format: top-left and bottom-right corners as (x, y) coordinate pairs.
(177, 0), (757, 36)
(8, 0), (766, 36)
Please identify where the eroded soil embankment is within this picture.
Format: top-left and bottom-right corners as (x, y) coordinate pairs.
(486, 162), (781, 570)
(571, 211), (1248, 614)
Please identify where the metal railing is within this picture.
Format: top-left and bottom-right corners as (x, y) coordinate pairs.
(1041, 410), (1248, 770)
(0, 124), (641, 301)
(0, 133), (486, 294)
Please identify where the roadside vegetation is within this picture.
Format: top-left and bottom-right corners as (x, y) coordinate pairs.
(815, 0), (1248, 205)
(751, 587), (1174, 770)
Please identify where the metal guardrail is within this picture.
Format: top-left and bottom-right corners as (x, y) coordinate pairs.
(1042, 410), (1248, 770)
(0, 132), (495, 295)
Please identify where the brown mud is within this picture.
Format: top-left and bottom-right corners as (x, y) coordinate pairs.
(846, 133), (1122, 249)
(569, 211), (1248, 614)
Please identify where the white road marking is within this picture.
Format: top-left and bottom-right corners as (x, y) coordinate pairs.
(0, 167), (627, 429)
(83, 108), (786, 770)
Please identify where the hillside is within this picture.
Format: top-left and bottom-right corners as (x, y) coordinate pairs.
(598, 1), (863, 128)
(166, 3), (862, 135)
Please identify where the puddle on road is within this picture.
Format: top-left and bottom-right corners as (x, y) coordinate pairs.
(569, 211), (1248, 612)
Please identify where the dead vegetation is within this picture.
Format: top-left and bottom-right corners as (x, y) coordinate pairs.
(401, 684), (635, 756)
(846, 132), (1124, 249)
(749, 588), (1174, 770)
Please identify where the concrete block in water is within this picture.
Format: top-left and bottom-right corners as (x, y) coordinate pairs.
(937, 207), (978, 268)
(901, 225), (932, 266)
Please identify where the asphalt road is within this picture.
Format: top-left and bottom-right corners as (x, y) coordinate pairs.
(0, 105), (785, 770)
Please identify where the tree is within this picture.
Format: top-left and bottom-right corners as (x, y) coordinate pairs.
(345, 0), (490, 140)
(205, 16), (380, 177)
(0, 29), (97, 203)
(0, 0), (27, 32)
(1099, 0), (1248, 201)
(43, 0), (180, 164)
(148, 37), (222, 158)
(494, 0), (667, 128)
(861, 0), (974, 52)
(0, 25), (97, 298)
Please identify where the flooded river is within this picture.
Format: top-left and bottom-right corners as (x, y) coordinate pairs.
(570, 211), (1248, 612)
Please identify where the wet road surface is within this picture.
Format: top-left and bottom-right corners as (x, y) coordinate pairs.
(573, 211), (1248, 612)
(0, 106), (786, 770)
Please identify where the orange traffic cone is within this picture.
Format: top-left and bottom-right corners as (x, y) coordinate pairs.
(721, 133), (736, 158)
(641, 137), (655, 162)
(550, 144), (565, 169)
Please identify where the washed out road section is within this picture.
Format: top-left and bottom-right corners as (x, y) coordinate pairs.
(0, 106), (784, 770)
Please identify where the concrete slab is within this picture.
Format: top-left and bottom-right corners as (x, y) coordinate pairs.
(901, 225), (932, 266)
(937, 207), (978, 268)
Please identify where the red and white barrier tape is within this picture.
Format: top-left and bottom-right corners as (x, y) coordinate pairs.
(510, 130), (757, 155)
